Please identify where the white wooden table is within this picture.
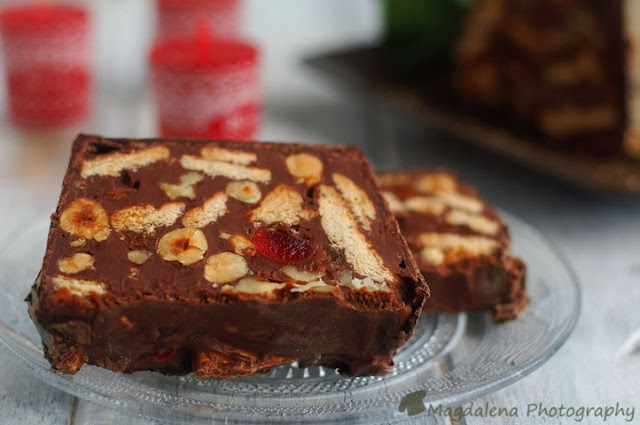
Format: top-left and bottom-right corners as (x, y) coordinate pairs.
(0, 95), (639, 424)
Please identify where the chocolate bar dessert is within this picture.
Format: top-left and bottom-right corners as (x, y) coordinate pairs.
(454, 0), (639, 158)
(377, 170), (527, 322)
(27, 134), (428, 378)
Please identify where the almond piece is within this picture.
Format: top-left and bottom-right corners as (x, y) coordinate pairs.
(157, 228), (208, 265)
(60, 198), (111, 242)
(159, 172), (204, 200)
(128, 250), (153, 265)
(281, 266), (323, 282)
(226, 181), (261, 204)
(204, 252), (249, 284)
(221, 277), (285, 295)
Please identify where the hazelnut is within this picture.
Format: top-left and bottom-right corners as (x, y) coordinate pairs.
(285, 153), (323, 186)
(226, 181), (261, 204)
(57, 253), (95, 274)
(157, 228), (208, 265)
(59, 198), (110, 242)
(128, 250), (153, 265)
(204, 252), (249, 284)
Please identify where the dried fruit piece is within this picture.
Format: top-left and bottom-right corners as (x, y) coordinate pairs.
(285, 153), (323, 186)
(226, 181), (261, 204)
(251, 228), (315, 264)
(59, 198), (111, 242)
(204, 252), (249, 283)
(128, 250), (153, 265)
(157, 228), (208, 265)
(57, 253), (95, 274)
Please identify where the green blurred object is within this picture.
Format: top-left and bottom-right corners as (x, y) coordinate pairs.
(382, 0), (476, 71)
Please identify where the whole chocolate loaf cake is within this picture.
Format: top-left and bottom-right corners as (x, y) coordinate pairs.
(454, 0), (639, 158)
(377, 170), (527, 322)
(27, 134), (428, 378)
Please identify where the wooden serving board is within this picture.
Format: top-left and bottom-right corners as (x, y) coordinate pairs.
(305, 46), (640, 195)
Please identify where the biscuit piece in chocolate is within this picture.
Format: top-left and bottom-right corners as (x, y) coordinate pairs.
(377, 170), (527, 322)
(27, 134), (428, 378)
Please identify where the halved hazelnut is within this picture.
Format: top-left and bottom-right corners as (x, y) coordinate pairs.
(157, 228), (208, 265)
(230, 235), (256, 256)
(57, 253), (95, 274)
(285, 153), (323, 186)
(226, 181), (261, 204)
(59, 198), (110, 242)
(128, 250), (153, 265)
(204, 252), (249, 284)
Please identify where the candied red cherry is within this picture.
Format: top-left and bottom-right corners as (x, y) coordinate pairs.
(251, 228), (315, 264)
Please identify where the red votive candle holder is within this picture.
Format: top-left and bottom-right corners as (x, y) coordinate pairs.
(156, 0), (242, 39)
(0, 3), (91, 129)
(150, 23), (259, 140)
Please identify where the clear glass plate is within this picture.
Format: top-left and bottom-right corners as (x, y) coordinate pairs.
(0, 211), (580, 424)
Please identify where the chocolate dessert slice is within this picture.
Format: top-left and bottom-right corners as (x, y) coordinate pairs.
(27, 135), (428, 378)
(377, 170), (527, 322)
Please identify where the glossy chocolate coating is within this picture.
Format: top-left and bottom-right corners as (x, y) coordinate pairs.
(27, 135), (428, 377)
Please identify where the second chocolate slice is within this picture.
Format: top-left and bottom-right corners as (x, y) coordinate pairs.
(378, 170), (527, 322)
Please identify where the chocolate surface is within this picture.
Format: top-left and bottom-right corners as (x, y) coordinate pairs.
(377, 170), (527, 322)
(28, 135), (428, 377)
